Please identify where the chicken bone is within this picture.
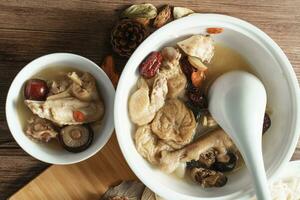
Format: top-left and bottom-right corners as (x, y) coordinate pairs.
(158, 129), (235, 173)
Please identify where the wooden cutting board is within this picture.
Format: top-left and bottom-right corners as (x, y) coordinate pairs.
(10, 134), (136, 200)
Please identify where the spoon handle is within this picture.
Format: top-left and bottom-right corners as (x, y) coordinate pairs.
(242, 145), (272, 200)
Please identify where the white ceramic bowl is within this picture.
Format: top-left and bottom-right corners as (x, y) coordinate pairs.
(6, 53), (115, 164)
(114, 14), (300, 199)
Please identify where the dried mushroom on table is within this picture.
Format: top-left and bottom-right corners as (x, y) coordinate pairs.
(110, 4), (195, 59)
(101, 181), (162, 200)
(101, 181), (145, 200)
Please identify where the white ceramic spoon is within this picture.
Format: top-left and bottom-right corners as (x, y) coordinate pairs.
(208, 71), (271, 200)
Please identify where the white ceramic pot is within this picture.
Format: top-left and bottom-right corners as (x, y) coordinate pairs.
(6, 53), (115, 164)
(114, 14), (300, 200)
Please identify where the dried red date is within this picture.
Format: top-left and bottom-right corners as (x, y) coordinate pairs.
(139, 51), (163, 78)
(24, 79), (49, 101)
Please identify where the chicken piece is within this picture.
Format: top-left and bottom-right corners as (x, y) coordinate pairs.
(25, 97), (104, 126)
(151, 99), (196, 149)
(25, 116), (58, 142)
(166, 72), (187, 98)
(161, 47), (181, 69)
(158, 129), (235, 173)
(48, 71), (100, 102)
(191, 168), (227, 188)
(48, 79), (71, 96)
(135, 125), (172, 165)
(177, 35), (214, 63)
(159, 47), (187, 98)
(68, 72), (99, 101)
(150, 75), (168, 111)
(129, 76), (168, 126)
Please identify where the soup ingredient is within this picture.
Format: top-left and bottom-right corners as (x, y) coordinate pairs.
(158, 129), (235, 173)
(24, 79), (49, 101)
(191, 167), (227, 188)
(135, 125), (172, 165)
(153, 5), (171, 28)
(173, 7), (194, 19)
(139, 52), (163, 78)
(166, 72), (187, 98)
(129, 78), (155, 125)
(174, 163), (187, 178)
(198, 148), (218, 168)
(191, 70), (206, 88)
(129, 76), (168, 126)
(186, 84), (208, 108)
(188, 56), (208, 71)
(111, 19), (147, 57)
(121, 4), (157, 19)
(185, 101), (203, 121)
(25, 97), (104, 126)
(263, 113), (271, 134)
(59, 125), (93, 152)
(161, 47), (181, 70)
(101, 55), (119, 88)
(206, 27), (224, 34)
(73, 110), (85, 122)
(101, 181), (145, 200)
(141, 187), (156, 200)
(69, 72), (98, 102)
(177, 35), (214, 63)
(48, 79), (70, 96)
(151, 99), (196, 149)
(25, 116), (58, 142)
(187, 159), (204, 169)
(181, 56), (196, 78)
(211, 152), (237, 172)
(200, 113), (218, 128)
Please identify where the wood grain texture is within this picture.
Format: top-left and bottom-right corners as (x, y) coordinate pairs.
(0, 0), (299, 199)
(10, 134), (136, 200)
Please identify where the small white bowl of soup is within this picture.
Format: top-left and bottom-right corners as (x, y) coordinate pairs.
(6, 53), (115, 164)
(114, 14), (300, 199)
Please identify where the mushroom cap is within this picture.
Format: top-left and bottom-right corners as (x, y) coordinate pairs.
(59, 125), (93, 152)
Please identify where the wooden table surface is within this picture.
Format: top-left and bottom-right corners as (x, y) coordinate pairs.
(0, 0), (299, 199)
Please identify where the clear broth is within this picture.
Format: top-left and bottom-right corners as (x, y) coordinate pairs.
(17, 66), (87, 149)
(203, 43), (254, 93)
(174, 43), (254, 180)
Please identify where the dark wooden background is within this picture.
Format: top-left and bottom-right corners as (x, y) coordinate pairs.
(0, 0), (299, 199)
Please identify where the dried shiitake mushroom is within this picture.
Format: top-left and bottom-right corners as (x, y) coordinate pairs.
(59, 125), (93, 152)
(211, 152), (237, 172)
(191, 167), (227, 188)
